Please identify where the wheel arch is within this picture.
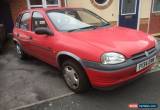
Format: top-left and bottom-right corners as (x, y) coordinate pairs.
(56, 51), (85, 69)
(13, 38), (20, 45)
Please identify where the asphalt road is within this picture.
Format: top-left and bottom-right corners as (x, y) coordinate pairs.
(0, 45), (72, 110)
(0, 44), (160, 110)
(20, 71), (160, 110)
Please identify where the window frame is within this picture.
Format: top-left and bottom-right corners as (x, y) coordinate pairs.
(94, 0), (110, 6)
(152, 0), (160, 13)
(121, 0), (138, 15)
(90, 0), (113, 9)
(26, 0), (61, 9)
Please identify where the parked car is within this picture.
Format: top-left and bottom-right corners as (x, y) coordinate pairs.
(13, 8), (158, 93)
(0, 24), (6, 52)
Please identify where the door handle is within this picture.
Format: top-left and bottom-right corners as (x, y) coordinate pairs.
(27, 36), (32, 40)
(16, 33), (19, 37)
(47, 47), (52, 51)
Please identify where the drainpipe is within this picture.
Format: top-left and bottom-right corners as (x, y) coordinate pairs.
(65, 0), (68, 7)
(0, 24), (6, 51)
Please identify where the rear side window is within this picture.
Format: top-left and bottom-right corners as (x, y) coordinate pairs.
(20, 13), (31, 30)
(32, 12), (48, 31)
(15, 15), (21, 28)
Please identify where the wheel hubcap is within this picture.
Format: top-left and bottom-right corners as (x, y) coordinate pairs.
(16, 45), (22, 56)
(64, 66), (79, 89)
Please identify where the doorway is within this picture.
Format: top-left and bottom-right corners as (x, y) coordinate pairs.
(0, 0), (14, 34)
(119, 0), (140, 29)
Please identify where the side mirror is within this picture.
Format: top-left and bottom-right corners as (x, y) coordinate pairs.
(35, 27), (53, 36)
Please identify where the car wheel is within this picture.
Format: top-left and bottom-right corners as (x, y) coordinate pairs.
(62, 59), (90, 93)
(16, 44), (27, 59)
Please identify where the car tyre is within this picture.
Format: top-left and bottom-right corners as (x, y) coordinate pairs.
(16, 44), (28, 60)
(62, 59), (90, 93)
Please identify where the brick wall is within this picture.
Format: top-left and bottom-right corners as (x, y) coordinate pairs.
(9, 0), (65, 23)
(9, 0), (27, 23)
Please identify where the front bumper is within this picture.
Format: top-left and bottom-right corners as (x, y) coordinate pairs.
(83, 49), (158, 88)
(85, 65), (152, 88)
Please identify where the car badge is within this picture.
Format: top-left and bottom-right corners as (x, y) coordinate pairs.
(145, 51), (149, 57)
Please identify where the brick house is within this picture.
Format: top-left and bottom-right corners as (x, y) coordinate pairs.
(0, 0), (66, 34)
(0, 0), (160, 35)
(9, 0), (66, 24)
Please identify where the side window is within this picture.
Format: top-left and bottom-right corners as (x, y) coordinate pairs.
(20, 13), (31, 30)
(32, 12), (48, 31)
(15, 15), (22, 28)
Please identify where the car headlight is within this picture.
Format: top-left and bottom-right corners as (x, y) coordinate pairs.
(101, 52), (125, 65)
(155, 39), (159, 50)
(149, 35), (158, 48)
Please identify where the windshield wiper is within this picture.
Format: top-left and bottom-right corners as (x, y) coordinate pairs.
(81, 25), (98, 29)
(67, 25), (97, 32)
(99, 23), (110, 27)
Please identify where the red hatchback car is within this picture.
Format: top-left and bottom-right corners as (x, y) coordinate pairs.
(13, 8), (158, 93)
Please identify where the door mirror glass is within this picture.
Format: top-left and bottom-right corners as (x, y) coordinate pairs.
(35, 27), (53, 35)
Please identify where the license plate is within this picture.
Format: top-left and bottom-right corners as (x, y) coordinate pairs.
(136, 56), (156, 72)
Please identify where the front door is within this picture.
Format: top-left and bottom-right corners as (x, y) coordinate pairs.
(119, 0), (140, 29)
(149, 0), (160, 34)
(28, 11), (54, 65)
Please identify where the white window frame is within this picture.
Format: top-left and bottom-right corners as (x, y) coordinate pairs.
(26, 0), (61, 9)
(118, 0), (141, 30)
(152, 0), (160, 13)
(121, 0), (138, 15)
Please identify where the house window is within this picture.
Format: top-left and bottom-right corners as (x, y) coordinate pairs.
(90, 0), (113, 9)
(28, 0), (43, 8)
(27, 0), (61, 9)
(30, 0), (42, 5)
(153, 0), (160, 13)
(46, 0), (58, 5)
(95, 0), (108, 4)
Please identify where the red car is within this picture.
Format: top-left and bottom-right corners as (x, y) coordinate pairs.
(13, 8), (158, 93)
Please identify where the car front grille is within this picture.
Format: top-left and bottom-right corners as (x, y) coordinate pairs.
(131, 47), (156, 61)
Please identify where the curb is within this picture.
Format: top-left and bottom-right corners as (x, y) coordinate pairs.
(147, 69), (160, 74)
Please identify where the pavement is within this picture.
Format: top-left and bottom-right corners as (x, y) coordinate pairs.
(151, 37), (160, 72)
(18, 71), (160, 110)
(0, 44), (72, 110)
(0, 41), (160, 110)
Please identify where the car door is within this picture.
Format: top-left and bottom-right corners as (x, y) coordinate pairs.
(28, 11), (55, 65)
(16, 12), (32, 54)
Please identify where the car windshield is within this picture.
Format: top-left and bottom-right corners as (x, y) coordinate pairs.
(47, 9), (110, 32)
